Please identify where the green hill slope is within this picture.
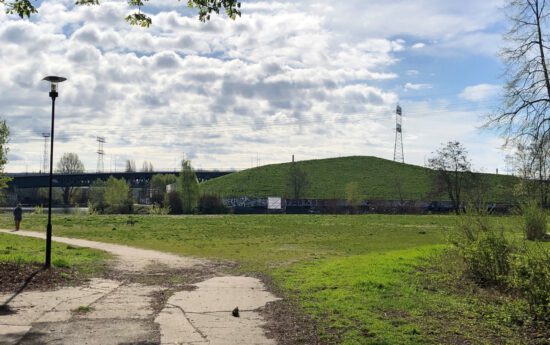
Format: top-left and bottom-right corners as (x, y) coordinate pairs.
(200, 156), (518, 201)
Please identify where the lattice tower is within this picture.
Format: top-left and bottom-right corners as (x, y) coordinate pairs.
(393, 105), (404, 163)
(97, 137), (105, 172)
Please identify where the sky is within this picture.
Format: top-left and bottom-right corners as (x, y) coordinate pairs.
(0, 0), (511, 173)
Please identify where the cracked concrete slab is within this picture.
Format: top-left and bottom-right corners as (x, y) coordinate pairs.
(1, 230), (281, 345)
(156, 276), (280, 345)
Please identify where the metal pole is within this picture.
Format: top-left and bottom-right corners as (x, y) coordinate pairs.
(45, 90), (57, 268)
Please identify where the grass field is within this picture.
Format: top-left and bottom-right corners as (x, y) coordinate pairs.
(0, 232), (112, 292)
(2, 213), (546, 344)
(200, 156), (518, 201)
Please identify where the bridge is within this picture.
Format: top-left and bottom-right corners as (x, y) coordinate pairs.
(6, 171), (233, 189)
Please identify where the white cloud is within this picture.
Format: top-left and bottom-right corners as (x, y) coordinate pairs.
(404, 83), (432, 91)
(412, 43), (426, 49)
(0, 0), (508, 172)
(459, 83), (501, 102)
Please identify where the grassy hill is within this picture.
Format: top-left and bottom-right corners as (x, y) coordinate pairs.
(200, 156), (518, 201)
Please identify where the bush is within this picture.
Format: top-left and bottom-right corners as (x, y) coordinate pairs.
(509, 247), (550, 321)
(453, 210), (513, 287)
(149, 203), (170, 215)
(523, 201), (547, 241)
(199, 194), (228, 214)
(164, 191), (183, 214)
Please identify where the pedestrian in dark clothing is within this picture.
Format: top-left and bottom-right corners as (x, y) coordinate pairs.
(13, 204), (22, 231)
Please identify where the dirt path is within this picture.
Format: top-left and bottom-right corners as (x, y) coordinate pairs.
(0, 230), (280, 345)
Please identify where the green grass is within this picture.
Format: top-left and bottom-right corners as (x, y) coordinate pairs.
(0, 214), (454, 270)
(200, 156), (518, 201)
(1, 213), (546, 344)
(0, 232), (111, 275)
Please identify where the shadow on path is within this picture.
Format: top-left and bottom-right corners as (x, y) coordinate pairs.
(1, 268), (44, 315)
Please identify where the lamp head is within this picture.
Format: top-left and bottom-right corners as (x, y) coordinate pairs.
(42, 76), (67, 93)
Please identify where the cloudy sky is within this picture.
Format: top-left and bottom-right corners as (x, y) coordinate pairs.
(1, 0), (510, 173)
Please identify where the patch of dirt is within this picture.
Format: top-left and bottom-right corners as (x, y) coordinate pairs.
(0, 262), (89, 293)
(258, 274), (323, 345)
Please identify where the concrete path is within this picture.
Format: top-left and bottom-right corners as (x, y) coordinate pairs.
(0, 230), (280, 345)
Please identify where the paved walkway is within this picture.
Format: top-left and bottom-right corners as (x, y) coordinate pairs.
(0, 230), (280, 345)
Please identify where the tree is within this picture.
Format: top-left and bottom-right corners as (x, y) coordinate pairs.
(56, 152), (85, 205)
(0, 120), (10, 192)
(125, 159), (136, 172)
(2, 0), (241, 27)
(178, 160), (199, 214)
(104, 176), (133, 213)
(345, 181), (362, 213)
(150, 173), (177, 204)
(286, 162), (309, 199)
(141, 161), (154, 172)
(507, 140), (550, 205)
(88, 177), (133, 213)
(428, 141), (472, 214)
(487, 0), (550, 146)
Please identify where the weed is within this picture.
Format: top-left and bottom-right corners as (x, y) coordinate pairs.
(33, 205), (43, 215)
(453, 211), (513, 287)
(75, 305), (93, 313)
(509, 245), (550, 321)
(522, 200), (548, 241)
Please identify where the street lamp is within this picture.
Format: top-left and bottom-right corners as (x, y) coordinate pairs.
(42, 76), (67, 269)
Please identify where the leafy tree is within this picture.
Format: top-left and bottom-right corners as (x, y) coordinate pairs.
(56, 152), (85, 205)
(178, 159), (199, 213)
(2, 0), (241, 27)
(487, 0), (550, 147)
(149, 173), (177, 204)
(88, 177), (133, 213)
(104, 176), (133, 213)
(88, 179), (107, 213)
(286, 161), (309, 199)
(0, 120), (10, 192)
(428, 141), (472, 214)
(164, 190), (183, 214)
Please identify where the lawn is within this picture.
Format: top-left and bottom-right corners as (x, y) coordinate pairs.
(0, 213), (546, 344)
(0, 232), (112, 292)
(201, 156), (518, 201)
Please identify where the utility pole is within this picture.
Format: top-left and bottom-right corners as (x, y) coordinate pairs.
(96, 137), (105, 173)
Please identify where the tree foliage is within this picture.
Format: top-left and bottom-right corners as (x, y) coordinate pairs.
(286, 161), (309, 199)
(56, 152), (85, 205)
(149, 173), (176, 204)
(507, 140), (550, 205)
(125, 159), (136, 173)
(0, 120), (10, 192)
(487, 0), (550, 145)
(141, 161), (154, 172)
(2, 0), (241, 27)
(88, 177), (133, 213)
(428, 141), (472, 214)
(178, 159), (199, 214)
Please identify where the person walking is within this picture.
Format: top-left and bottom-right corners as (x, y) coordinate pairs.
(13, 204), (22, 231)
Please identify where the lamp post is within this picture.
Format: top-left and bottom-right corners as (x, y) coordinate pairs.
(42, 76), (67, 269)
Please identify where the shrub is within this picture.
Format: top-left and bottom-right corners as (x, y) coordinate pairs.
(149, 203), (170, 215)
(523, 201), (547, 241)
(33, 204), (44, 215)
(164, 191), (183, 214)
(453, 210), (513, 287)
(199, 194), (228, 214)
(509, 246), (550, 321)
